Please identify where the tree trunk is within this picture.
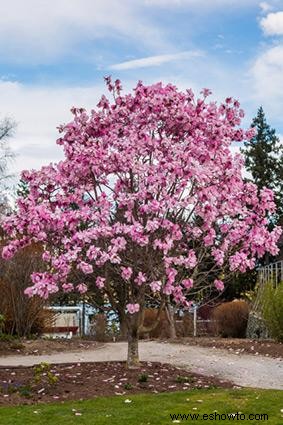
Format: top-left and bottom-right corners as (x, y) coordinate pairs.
(127, 322), (140, 368)
(119, 313), (128, 341)
(165, 303), (177, 339)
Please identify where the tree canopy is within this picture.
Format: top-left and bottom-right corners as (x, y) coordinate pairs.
(2, 80), (281, 366)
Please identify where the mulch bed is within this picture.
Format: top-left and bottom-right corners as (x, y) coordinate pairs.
(0, 361), (233, 406)
(176, 337), (283, 359)
(0, 338), (100, 357)
(1, 337), (282, 359)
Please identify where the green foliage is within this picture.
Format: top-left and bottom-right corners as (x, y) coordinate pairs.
(0, 383), (32, 398)
(33, 362), (59, 386)
(0, 333), (16, 342)
(0, 363), (58, 401)
(0, 389), (282, 425)
(224, 270), (258, 301)
(175, 375), (193, 384)
(18, 385), (32, 398)
(0, 314), (5, 334)
(137, 372), (148, 383)
(16, 179), (30, 198)
(241, 106), (283, 223)
(123, 383), (133, 390)
(261, 282), (283, 342)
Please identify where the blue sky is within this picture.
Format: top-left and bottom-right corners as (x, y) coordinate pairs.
(1, 0), (283, 181)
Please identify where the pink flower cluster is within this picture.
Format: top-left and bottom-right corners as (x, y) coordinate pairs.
(214, 279), (225, 292)
(126, 303), (140, 314)
(121, 267), (133, 281)
(96, 276), (105, 289)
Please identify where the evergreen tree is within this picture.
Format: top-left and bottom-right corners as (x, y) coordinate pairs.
(229, 108), (283, 298)
(241, 106), (283, 223)
(16, 179), (29, 198)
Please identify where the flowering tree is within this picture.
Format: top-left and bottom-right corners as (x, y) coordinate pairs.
(2, 79), (281, 367)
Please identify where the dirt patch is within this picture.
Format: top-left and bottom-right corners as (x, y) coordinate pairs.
(1, 337), (282, 359)
(0, 338), (100, 357)
(0, 361), (233, 406)
(175, 337), (283, 359)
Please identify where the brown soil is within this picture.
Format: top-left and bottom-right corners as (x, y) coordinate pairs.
(175, 337), (283, 359)
(0, 361), (233, 406)
(1, 336), (282, 359)
(0, 338), (100, 357)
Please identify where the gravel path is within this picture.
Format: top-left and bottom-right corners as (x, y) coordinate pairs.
(0, 341), (282, 390)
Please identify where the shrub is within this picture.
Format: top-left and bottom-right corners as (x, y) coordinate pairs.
(212, 300), (250, 338)
(140, 308), (171, 339)
(33, 362), (59, 386)
(141, 307), (193, 338)
(261, 283), (283, 342)
(180, 312), (194, 337)
(0, 243), (51, 337)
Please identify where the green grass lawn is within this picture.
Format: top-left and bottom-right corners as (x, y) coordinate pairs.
(0, 388), (282, 424)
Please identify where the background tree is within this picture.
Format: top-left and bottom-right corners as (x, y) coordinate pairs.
(241, 106), (283, 224)
(2, 80), (281, 367)
(0, 116), (16, 217)
(226, 107), (283, 299)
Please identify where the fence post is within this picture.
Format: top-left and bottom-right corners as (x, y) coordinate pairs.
(193, 305), (197, 337)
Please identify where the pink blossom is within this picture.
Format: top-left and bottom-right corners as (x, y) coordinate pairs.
(212, 248), (225, 266)
(182, 278), (193, 289)
(2, 244), (17, 259)
(111, 236), (127, 251)
(204, 229), (216, 247)
(214, 279), (225, 292)
(62, 283), (74, 293)
(166, 267), (178, 284)
(121, 266), (133, 281)
(77, 283), (88, 294)
(184, 250), (197, 269)
(150, 280), (162, 292)
(126, 303), (140, 314)
(163, 284), (174, 295)
(134, 272), (146, 286)
(96, 276), (105, 289)
(42, 251), (51, 262)
(24, 286), (35, 297)
(77, 261), (93, 274)
(24, 272), (59, 299)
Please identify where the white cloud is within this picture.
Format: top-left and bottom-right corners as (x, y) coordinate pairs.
(144, 0), (259, 8)
(109, 51), (203, 70)
(0, 79), (107, 177)
(0, 0), (272, 63)
(259, 2), (273, 13)
(0, 0), (166, 62)
(260, 11), (283, 36)
(249, 44), (283, 117)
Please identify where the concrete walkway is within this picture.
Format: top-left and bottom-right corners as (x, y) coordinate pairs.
(0, 341), (282, 390)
